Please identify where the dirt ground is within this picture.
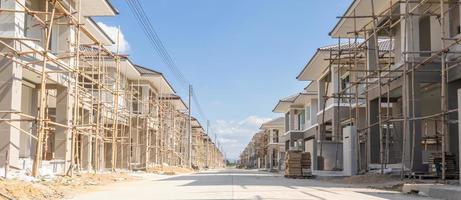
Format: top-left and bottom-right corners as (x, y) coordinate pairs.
(0, 172), (136, 200)
(317, 174), (459, 191)
(317, 174), (405, 190)
(0, 165), (196, 200)
(146, 166), (194, 175)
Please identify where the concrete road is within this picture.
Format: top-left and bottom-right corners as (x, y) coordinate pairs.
(72, 169), (436, 200)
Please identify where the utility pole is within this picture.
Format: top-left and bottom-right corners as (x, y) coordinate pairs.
(206, 120), (209, 167)
(188, 85), (192, 168)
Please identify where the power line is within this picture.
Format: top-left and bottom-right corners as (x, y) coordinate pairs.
(126, 0), (188, 88)
(192, 89), (208, 123)
(125, 0), (220, 148)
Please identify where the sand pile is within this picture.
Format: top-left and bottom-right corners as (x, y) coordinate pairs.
(0, 172), (135, 200)
(147, 166), (193, 175)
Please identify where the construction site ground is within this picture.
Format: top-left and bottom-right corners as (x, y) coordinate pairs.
(2, 168), (452, 200)
(0, 166), (194, 200)
(70, 168), (437, 200)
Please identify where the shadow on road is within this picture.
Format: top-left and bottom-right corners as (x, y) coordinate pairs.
(158, 169), (368, 188)
(153, 169), (430, 200)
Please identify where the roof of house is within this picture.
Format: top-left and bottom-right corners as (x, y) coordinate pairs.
(318, 39), (392, 52)
(272, 92), (317, 113)
(160, 94), (188, 111)
(329, 0), (395, 38)
(296, 39), (393, 81)
(134, 64), (177, 94)
(259, 117), (284, 130)
(134, 65), (162, 76)
(81, 0), (119, 17)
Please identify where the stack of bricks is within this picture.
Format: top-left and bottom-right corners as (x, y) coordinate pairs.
(301, 152), (312, 177)
(284, 150), (302, 178)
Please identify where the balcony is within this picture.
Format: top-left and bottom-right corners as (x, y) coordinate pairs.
(282, 129), (304, 144)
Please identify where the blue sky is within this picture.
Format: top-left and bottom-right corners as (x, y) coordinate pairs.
(96, 0), (351, 160)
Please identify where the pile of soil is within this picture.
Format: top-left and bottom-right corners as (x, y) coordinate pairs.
(326, 174), (399, 184)
(147, 166), (193, 175)
(319, 174), (405, 191)
(0, 172), (135, 200)
(0, 178), (61, 200)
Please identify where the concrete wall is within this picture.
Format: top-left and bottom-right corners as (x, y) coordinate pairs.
(316, 142), (343, 171)
(19, 84), (37, 159)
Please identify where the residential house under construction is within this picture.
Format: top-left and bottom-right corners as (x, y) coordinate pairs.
(0, 0), (224, 177)
(260, 117), (285, 171)
(239, 131), (267, 169)
(241, 0), (461, 180)
(239, 118), (285, 171)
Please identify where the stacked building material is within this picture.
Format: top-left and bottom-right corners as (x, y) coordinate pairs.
(284, 150), (302, 178)
(301, 152), (312, 177)
(429, 152), (457, 178)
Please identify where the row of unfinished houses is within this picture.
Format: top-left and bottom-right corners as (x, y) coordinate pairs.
(241, 0), (461, 180)
(0, 0), (224, 177)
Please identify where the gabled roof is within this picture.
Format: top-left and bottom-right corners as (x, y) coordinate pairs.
(134, 65), (176, 94)
(134, 65), (162, 76)
(318, 39), (392, 52)
(259, 117), (284, 130)
(160, 94), (188, 111)
(273, 91), (317, 113)
(81, 0), (119, 17)
(304, 81), (318, 93)
(329, 0), (396, 38)
(83, 17), (115, 45)
(191, 117), (205, 132)
(297, 40), (392, 81)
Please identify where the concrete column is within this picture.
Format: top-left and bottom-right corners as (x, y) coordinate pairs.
(268, 148), (273, 170)
(0, 0), (25, 37)
(311, 99), (318, 124)
(0, 49), (22, 169)
(318, 80), (325, 110)
(269, 129), (273, 143)
(116, 128), (125, 169)
(399, 4), (422, 174)
(312, 135), (318, 171)
(141, 86), (149, 115)
(54, 86), (74, 172)
(20, 86), (37, 159)
(332, 67), (340, 105)
(277, 149), (281, 170)
(81, 135), (92, 170)
(0, 0), (25, 169)
(458, 89), (461, 184)
(400, 2), (420, 63)
(343, 126), (357, 176)
(369, 99), (380, 164)
(367, 33), (378, 71)
(289, 108), (297, 130)
(406, 77), (423, 171)
(448, 81), (461, 167)
(99, 135), (105, 171)
(81, 110), (93, 170)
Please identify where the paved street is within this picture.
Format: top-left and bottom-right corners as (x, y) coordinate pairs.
(72, 169), (436, 200)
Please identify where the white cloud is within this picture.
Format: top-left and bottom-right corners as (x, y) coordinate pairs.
(211, 115), (272, 161)
(97, 22), (130, 53)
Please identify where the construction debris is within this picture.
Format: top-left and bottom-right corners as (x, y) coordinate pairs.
(0, 172), (135, 200)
